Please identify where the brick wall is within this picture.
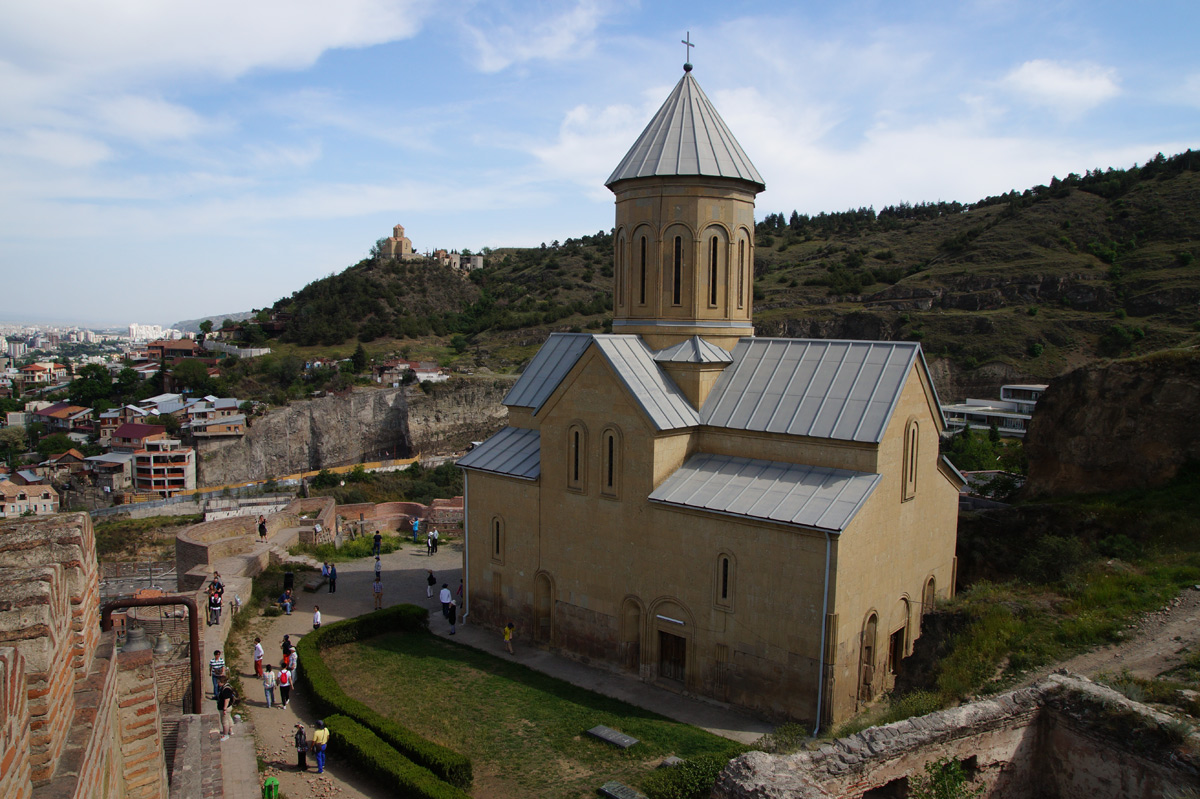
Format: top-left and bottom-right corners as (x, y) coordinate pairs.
(115, 648), (169, 799)
(0, 646), (32, 799)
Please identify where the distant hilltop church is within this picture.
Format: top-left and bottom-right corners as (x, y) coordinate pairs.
(378, 223), (484, 271)
(459, 61), (964, 726)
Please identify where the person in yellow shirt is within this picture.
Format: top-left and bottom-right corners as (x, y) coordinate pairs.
(311, 720), (330, 773)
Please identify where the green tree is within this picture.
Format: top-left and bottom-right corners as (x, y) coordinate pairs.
(146, 413), (182, 436)
(198, 320), (213, 336)
(351, 344), (367, 372)
(114, 367), (141, 400)
(69, 363), (113, 407)
(0, 425), (27, 453)
(171, 359), (211, 393)
(36, 432), (76, 458)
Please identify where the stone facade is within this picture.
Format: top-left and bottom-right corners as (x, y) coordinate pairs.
(461, 67), (962, 726)
(0, 513), (169, 799)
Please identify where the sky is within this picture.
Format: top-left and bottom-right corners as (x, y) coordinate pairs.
(1, 1), (1197, 327)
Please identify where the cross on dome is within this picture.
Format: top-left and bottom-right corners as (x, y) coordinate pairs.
(682, 31), (694, 72)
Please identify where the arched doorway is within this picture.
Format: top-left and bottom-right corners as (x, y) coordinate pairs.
(533, 572), (554, 644)
(859, 612), (878, 702)
(619, 597), (643, 672)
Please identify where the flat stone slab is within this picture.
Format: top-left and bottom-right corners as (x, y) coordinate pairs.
(599, 781), (648, 799)
(301, 576), (327, 592)
(658, 755), (684, 768)
(587, 725), (639, 749)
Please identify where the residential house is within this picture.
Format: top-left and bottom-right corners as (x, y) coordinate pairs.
(190, 414), (246, 438)
(110, 422), (167, 453)
(86, 452), (133, 492)
(146, 339), (201, 360)
(940, 384), (1049, 438)
(0, 479), (59, 517)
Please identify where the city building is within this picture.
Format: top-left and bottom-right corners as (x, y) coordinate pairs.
(940, 384), (1049, 438)
(459, 65), (962, 726)
(132, 438), (196, 496)
(110, 422), (168, 453)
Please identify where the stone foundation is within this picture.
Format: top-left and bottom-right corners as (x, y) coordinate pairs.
(714, 674), (1200, 799)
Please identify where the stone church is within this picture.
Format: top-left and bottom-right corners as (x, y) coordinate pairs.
(459, 64), (963, 725)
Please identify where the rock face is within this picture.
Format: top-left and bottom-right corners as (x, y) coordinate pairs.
(1024, 351), (1200, 496)
(195, 387), (410, 486)
(405, 377), (512, 454)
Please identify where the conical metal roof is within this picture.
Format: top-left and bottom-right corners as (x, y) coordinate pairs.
(606, 70), (764, 190)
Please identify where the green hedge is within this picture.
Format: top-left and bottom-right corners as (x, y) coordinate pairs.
(326, 715), (470, 799)
(296, 604), (473, 789)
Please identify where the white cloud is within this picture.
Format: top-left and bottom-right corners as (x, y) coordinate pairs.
(0, 1), (435, 86)
(1001, 59), (1120, 116)
(0, 129), (112, 168)
(94, 95), (225, 144)
(460, 0), (617, 73)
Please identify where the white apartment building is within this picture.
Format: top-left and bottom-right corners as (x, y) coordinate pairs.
(941, 384), (1049, 437)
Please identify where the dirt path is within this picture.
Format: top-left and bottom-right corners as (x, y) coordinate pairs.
(232, 540), (465, 799)
(1021, 585), (1200, 686)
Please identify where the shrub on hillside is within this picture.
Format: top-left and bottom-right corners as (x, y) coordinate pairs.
(641, 752), (736, 799)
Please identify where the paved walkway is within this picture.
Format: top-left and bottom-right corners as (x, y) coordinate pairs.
(227, 536), (772, 797)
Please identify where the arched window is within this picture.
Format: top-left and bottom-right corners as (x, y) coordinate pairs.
(639, 236), (647, 305)
(737, 238), (746, 309)
(672, 236), (683, 306)
(616, 235), (625, 307)
(709, 235), (719, 307)
(491, 516), (505, 564)
(903, 419), (919, 501)
(567, 424), (587, 492)
(713, 551), (735, 611)
(601, 426), (621, 498)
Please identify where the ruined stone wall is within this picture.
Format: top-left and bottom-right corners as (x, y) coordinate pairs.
(0, 513), (168, 799)
(714, 675), (1200, 799)
(195, 387), (411, 486)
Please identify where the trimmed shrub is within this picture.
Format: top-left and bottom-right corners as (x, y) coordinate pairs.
(326, 715), (470, 799)
(296, 605), (472, 789)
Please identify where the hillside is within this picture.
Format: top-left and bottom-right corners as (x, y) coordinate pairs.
(260, 150), (1200, 399)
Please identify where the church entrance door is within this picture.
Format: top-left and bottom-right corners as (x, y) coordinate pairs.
(659, 631), (686, 683)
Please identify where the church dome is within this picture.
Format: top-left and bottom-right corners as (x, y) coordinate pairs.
(606, 70), (765, 191)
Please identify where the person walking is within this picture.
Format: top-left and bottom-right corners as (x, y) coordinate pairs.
(426, 570), (436, 598)
(321, 562), (330, 581)
(374, 555), (382, 581)
(372, 530), (382, 556)
(373, 576), (383, 610)
(294, 723), (308, 770)
(278, 664), (292, 708)
(504, 622), (515, 655)
(448, 600), (457, 634)
(253, 636), (264, 678)
(312, 605), (322, 630)
(439, 584), (452, 620)
(311, 720), (329, 773)
(258, 515), (267, 543)
(426, 530), (434, 556)
(328, 563), (337, 593)
(262, 664), (277, 708)
(280, 634), (291, 660)
(456, 580), (463, 602)
(209, 649), (225, 699)
(431, 527), (439, 553)
(217, 676), (236, 740)
(207, 588), (222, 626)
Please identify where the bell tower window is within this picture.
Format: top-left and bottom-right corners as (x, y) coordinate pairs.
(639, 236), (647, 305)
(672, 236), (683, 306)
(709, 235), (719, 307)
(737, 239), (745, 309)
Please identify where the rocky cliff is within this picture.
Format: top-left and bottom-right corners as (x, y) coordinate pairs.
(195, 387), (410, 486)
(1024, 349), (1200, 496)
(406, 377), (511, 454)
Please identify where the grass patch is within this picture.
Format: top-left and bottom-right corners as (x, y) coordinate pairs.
(323, 631), (742, 799)
(290, 533), (404, 563)
(94, 513), (203, 559)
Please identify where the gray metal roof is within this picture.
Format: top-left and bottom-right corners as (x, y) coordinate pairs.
(606, 71), (765, 189)
(503, 333), (592, 411)
(649, 452), (879, 533)
(86, 452), (134, 464)
(653, 336), (733, 364)
(700, 339), (922, 444)
(457, 427), (541, 480)
(592, 335), (699, 430)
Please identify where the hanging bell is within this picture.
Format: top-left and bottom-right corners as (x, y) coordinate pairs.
(154, 631), (173, 655)
(123, 627), (152, 652)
